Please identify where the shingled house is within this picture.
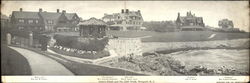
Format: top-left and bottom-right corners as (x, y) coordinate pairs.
(218, 19), (234, 29)
(78, 17), (107, 38)
(217, 19), (240, 32)
(176, 11), (205, 31)
(10, 8), (80, 32)
(102, 9), (143, 31)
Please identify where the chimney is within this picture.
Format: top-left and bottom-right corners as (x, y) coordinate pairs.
(138, 10), (140, 13)
(39, 8), (42, 12)
(57, 9), (60, 13)
(178, 12), (180, 17)
(62, 10), (66, 13)
(121, 9), (124, 13)
(125, 9), (129, 13)
(20, 8), (23, 12)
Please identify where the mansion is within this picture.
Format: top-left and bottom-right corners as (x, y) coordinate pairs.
(176, 11), (205, 31)
(10, 8), (80, 32)
(102, 9), (144, 31)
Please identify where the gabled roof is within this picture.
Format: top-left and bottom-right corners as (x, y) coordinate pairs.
(65, 13), (76, 20)
(39, 12), (61, 20)
(178, 17), (185, 22)
(127, 11), (141, 16)
(178, 16), (203, 23)
(78, 17), (107, 26)
(103, 15), (115, 19)
(12, 11), (78, 21)
(12, 11), (40, 19)
(102, 13), (119, 19)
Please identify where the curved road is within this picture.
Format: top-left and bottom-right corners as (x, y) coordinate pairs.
(9, 46), (74, 75)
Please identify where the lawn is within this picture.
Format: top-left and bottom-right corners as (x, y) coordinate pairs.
(1, 44), (32, 75)
(53, 30), (249, 42)
(107, 30), (155, 38)
(107, 30), (249, 42)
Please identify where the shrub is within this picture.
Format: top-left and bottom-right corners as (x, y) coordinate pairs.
(54, 35), (109, 51)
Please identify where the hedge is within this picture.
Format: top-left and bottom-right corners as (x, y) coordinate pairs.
(54, 35), (109, 51)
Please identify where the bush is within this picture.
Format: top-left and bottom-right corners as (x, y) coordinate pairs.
(54, 35), (109, 51)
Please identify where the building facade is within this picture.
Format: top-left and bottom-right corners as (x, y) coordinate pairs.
(176, 11), (205, 31)
(102, 9), (144, 31)
(218, 19), (234, 29)
(217, 19), (240, 32)
(1, 14), (10, 29)
(10, 8), (80, 32)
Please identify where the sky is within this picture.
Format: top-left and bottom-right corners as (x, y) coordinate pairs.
(1, 1), (249, 32)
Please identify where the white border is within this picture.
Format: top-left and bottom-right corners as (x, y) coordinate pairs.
(2, 76), (249, 83)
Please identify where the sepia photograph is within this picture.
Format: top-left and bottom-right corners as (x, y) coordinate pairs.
(1, 0), (249, 83)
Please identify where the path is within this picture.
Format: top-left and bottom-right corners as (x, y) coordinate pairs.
(9, 46), (74, 75)
(208, 33), (216, 39)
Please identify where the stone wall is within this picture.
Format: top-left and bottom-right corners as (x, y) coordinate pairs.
(11, 36), (40, 47)
(107, 38), (142, 56)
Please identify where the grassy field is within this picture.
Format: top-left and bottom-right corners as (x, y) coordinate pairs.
(1, 44), (32, 75)
(107, 30), (249, 42)
(53, 30), (249, 42)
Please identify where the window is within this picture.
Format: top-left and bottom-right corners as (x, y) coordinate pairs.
(35, 20), (39, 23)
(18, 19), (24, 23)
(47, 20), (53, 24)
(28, 20), (33, 24)
(18, 27), (24, 30)
(133, 17), (136, 20)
